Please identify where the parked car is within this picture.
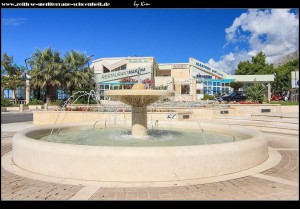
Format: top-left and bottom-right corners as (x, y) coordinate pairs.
(216, 91), (247, 103)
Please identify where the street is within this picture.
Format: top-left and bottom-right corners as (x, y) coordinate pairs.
(1, 113), (33, 124)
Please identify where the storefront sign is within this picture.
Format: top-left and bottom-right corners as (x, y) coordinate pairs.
(128, 58), (153, 63)
(172, 64), (188, 69)
(167, 113), (177, 119)
(189, 58), (226, 78)
(95, 65), (152, 82)
(193, 74), (212, 79)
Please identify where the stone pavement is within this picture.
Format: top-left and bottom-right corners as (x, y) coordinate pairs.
(1, 113), (299, 200)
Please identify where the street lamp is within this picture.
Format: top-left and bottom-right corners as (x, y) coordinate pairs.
(24, 57), (32, 104)
(87, 55), (94, 68)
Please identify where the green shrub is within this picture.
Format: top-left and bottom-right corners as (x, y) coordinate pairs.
(73, 97), (98, 104)
(202, 94), (215, 100)
(245, 81), (265, 103)
(51, 99), (64, 106)
(229, 81), (243, 91)
(1, 98), (13, 107)
(28, 99), (44, 105)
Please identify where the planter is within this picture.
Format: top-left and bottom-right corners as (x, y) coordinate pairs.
(6, 107), (20, 111)
(28, 105), (43, 110)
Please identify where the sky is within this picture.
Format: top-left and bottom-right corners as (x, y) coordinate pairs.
(1, 8), (299, 75)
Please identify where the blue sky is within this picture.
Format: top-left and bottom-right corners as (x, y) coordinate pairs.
(2, 9), (299, 74)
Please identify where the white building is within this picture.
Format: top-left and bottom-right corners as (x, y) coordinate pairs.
(91, 56), (275, 101)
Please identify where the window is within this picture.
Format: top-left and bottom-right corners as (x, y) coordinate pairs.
(99, 83), (111, 99)
(196, 89), (201, 94)
(181, 84), (190, 94)
(103, 66), (110, 73)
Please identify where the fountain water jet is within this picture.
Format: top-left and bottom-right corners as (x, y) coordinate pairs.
(105, 83), (174, 137)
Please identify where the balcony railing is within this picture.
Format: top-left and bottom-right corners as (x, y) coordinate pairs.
(9, 99), (26, 105)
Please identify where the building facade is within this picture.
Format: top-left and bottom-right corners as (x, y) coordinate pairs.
(91, 56), (275, 101)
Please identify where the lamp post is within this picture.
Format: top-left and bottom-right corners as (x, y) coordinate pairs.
(87, 55), (94, 68)
(24, 57), (31, 104)
(295, 68), (299, 101)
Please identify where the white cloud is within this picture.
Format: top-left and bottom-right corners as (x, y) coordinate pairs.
(2, 18), (27, 26)
(208, 51), (251, 75)
(208, 9), (299, 74)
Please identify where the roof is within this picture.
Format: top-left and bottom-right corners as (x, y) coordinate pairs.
(224, 74), (275, 82)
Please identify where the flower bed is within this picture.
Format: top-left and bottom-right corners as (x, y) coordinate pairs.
(238, 101), (260, 104)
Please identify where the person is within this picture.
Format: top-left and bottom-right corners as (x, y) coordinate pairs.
(282, 91), (286, 100)
(286, 90), (290, 101)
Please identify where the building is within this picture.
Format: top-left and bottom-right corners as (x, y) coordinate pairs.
(91, 57), (159, 99)
(91, 56), (276, 101)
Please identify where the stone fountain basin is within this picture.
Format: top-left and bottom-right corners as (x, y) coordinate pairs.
(105, 89), (175, 107)
(12, 121), (268, 182)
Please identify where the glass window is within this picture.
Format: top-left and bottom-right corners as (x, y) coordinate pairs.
(208, 81), (212, 86)
(181, 84), (190, 95)
(204, 81), (207, 85)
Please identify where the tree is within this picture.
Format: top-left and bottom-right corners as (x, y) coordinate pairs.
(28, 48), (64, 103)
(235, 51), (274, 75)
(1, 53), (25, 103)
(63, 50), (94, 95)
(235, 51), (299, 96)
(272, 59), (299, 94)
(229, 81), (243, 91)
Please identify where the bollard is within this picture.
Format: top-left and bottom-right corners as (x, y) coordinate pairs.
(20, 104), (24, 112)
(44, 103), (48, 111)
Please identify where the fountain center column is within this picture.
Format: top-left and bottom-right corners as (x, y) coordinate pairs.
(132, 106), (147, 137)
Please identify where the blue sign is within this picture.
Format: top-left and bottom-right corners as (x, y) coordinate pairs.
(195, 62), (211, 71)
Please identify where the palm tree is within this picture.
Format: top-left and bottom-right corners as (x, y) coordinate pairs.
(63, 50), (94, 95)
(1, 53), (25, 103)
(28, 48), (64, 103)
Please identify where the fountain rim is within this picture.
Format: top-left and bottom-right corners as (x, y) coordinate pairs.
(15, 122), (261, 148)
(12, 122), (268, 183)
(104, 89), (175, 96)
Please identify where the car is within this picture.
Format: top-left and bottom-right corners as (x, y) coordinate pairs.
(216, 91), (247, 103)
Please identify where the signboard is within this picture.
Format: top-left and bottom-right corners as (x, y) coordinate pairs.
(95, 65), (152, 82)
(172, 64), (188, 69)
(189, 58), (227, 78)
(128, 58), (153, 63)
(167, 113), (177, 119)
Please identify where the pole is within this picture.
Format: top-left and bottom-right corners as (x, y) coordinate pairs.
(87, 55), (94, 68)
(24, 58), (31, 104)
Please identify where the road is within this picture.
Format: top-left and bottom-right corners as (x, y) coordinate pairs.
(1, 113), (33, 124)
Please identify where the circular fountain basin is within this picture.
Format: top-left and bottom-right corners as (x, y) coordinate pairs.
(12, 121), (268, 182)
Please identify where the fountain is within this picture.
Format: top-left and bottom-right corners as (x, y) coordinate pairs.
(105, 83), (174, 137)
(12, 83), (268, 184)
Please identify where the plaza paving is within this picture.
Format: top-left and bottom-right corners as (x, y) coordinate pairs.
(1, 112), (299, 200)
